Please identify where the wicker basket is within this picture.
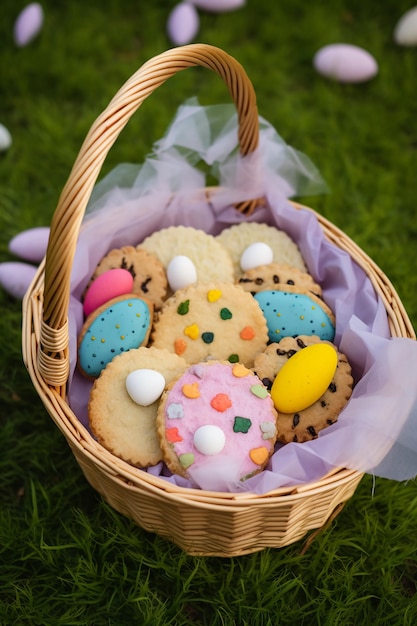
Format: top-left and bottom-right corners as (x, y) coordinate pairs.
(22, 44), (415, 557)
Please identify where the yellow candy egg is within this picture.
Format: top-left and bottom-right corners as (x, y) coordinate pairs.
(271, 343), (338, 413)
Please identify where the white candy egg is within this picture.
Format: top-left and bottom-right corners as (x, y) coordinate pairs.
(167, 2), (199, 46)
(14, 2), (44, 47)
(0, 124), (12, 152)
(313, 44), (378, 83)
(394, 7), (417, 46)
(193, 425), (226, 456)
(190, 0), (245, 12)
(240, 242), (274, 271)
(125, 369), (166, 406)
(167, 255), (198, 291)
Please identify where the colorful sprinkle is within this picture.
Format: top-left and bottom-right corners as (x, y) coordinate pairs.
(233, 416), (252, 433)
(260, 422), (276, 440)
(250, 384), (269, 399)
(240, 326), (255, 340)
(184, 323), (199, 339)
(179, 453), (195, 469)
(210, 393), (232, 412)
(174, 338), (187, 355)
(201, 331), (214, 344)
(220, 308), (233, 320)
(228, 354), (239, 363)
(182, 382), (200, 399)
(249, 446), (269, 466)
(177, 300), (190, 315)
(232, 363), (250, 378)
(167, 403), (184, 419)
(207, 289), (222, 302)
(166, 427), (183, 443)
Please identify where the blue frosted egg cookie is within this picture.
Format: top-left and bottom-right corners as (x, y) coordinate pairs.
(254, 290), (335, 343)
(78, 294), (153, 378)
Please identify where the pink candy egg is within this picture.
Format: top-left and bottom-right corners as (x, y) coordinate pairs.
(0, 262), (37, 299)
(313, 43), (378, 83)
(8, 226), (50, 263)
(14, 3), (44, 47)
(83, 269), (134, 318)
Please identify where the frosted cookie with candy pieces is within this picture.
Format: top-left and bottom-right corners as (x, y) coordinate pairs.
(253, 335), (353, 443)
(88, 347), (188, 467)
(216, 222), (307, 278)
(156, 360), (278, 485)
(77, 294), (153, 378)
(151, 282), (269, 367)
(237, 262), (335, 343)
(138, 226), (234, 293)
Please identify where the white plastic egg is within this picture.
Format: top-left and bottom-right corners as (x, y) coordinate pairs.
(193, 425), (226, 455)
(167, 255), (198, 291)
(167, 2), (199, 46)
(125, 369), (166, 406)
(313, 43), (378, 83)
(240, 242), (274, 271)
(0, 124), (12, 152)
(394, 7), (417, 46)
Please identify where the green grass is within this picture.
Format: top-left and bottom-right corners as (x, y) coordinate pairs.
(2, 0), (417, 623)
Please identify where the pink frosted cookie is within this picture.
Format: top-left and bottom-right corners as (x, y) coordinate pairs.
(156, 361), (278, 486)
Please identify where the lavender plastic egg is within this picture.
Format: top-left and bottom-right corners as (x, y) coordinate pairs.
(313, 43), (378, 83)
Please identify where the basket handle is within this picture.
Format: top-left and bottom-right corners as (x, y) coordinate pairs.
(38, 44), (260, 389)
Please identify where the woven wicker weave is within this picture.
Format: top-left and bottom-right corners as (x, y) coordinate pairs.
(22, 44), (415, 557)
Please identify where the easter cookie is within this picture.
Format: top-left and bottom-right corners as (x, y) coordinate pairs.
(138, 226), (234, 291)
(156, 361), (278, 484)
(78, 294), (153, 378)
(216, 222), (307, 278)
(238, 263), (323, 298)
(253, 335), (353, 443)
(254, 290), (335, 343)
(151, 282), (269, 367)
(88, 347), (188, 467)
(89, 246), (168, 309)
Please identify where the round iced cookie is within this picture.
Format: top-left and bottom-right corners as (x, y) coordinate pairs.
(254, 290), (335, 343)
(156, 361), (278, 483)
(238, 263), (323, 298)
(89, 245), (168, 309)
(252, 335), (353, 443)
(138, 226), (234, 290)
(216, 222), (307, 278)
(78, 294), (153, 378)
(88, 347), (188, 467)
(151, 282), (269, 367)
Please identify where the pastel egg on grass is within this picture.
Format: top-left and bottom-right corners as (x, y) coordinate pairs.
(271, 343), (338, 413)
(0, 124), (12, 152)
(394, 7), (417, 46)
(167, 2), (199, 46)
(313, 43), (378, 83)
